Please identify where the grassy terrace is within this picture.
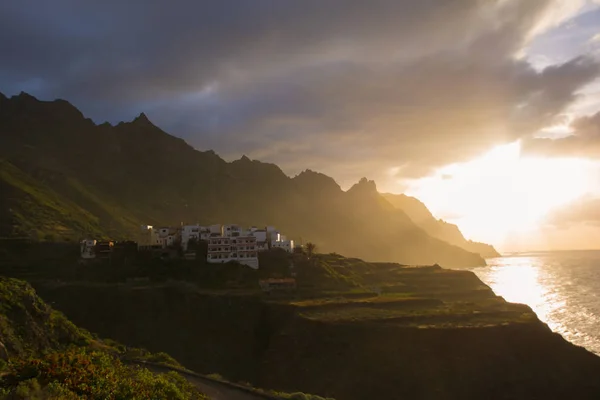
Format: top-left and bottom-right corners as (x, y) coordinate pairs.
(269, 258), (540, 328)
(293, 295), (536, 327)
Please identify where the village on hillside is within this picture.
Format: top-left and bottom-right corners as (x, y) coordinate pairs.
(79, 224), (300, 270)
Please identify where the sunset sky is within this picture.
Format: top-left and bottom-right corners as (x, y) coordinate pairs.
(2, 0), (600, 252)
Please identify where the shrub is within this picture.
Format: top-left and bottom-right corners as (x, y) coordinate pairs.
(145, 351), (182, 368)
(1, 348), (207, 399)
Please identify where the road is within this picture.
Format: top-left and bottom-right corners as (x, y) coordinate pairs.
(143, 363), (274, 400)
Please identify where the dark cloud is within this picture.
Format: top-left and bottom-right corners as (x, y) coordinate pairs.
(1, 0), (598, 186)
(522, 110), (600, 158)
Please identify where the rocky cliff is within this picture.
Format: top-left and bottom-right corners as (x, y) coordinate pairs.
(33, 258), (600, 400)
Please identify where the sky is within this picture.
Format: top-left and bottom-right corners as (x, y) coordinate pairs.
(2, 0), (600, 252)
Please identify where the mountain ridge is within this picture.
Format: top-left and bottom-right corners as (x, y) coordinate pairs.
(0, 92), (493, 266)
(382, 193), (500, 257)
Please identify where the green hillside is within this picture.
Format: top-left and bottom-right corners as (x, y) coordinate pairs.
(0, 276), (206, 399)
(0, 92), (489, 267)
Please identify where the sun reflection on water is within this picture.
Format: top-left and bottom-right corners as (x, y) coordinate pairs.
(484, 257), (558, 324)
(468, 253), (600, 354)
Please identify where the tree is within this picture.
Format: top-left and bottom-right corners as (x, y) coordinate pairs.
(186, 237), (199, 252)
(305, 242), (317, 258)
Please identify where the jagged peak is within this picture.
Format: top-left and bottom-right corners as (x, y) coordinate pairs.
(230, 154), (255, 166)
(293, 169), (342, 191)
(132, 112), (155, 127)
(231, 157), (288, 181)
(349, 177), (378, 193)
(295, 169), (332, 179)
(12, 91), (38, 102)
(296, 169), (319, 177)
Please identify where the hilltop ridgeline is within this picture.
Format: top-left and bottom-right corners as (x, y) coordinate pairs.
(0, 92), (496, 266)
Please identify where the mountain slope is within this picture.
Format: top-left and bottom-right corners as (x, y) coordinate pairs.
(0, 92), (487, 266)
(382, 193), (500, 258)
(0, 276), (91, 358)
(0, 276), (208, 399)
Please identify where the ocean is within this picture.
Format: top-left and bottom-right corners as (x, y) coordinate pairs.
(460, 250), (600, 355)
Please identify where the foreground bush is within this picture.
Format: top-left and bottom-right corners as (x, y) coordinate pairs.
(0, 347), (207, 399)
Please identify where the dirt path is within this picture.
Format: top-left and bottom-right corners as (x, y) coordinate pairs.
(143, 364), (274, 400)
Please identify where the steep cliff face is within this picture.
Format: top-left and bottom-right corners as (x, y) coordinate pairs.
(34, 277), (600, 400)
(261, 318), (600, 400)
(382, 193), (500, 258)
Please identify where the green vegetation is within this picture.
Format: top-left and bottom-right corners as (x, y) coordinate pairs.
(0, 277), (208, 399)
(0, 276), (91, 358)
(0, 348), (206, 399)
(0, 274), (339, 399)
(121, 348), (184, 369)
(0, 160), (105, 241)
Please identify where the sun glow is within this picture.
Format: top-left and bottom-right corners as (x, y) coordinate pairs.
(404, 141), (593, 250)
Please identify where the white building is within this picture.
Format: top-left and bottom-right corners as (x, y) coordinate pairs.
(139, 225), (179, 249)
(180, 225), (214, 250)
(80, 239), (97, 259)
(248, 229), (269, 251)
(181, 225), (201, 251)
(207, 234), (259, 269)
(266, 226), (280, 242)
(139, 225), (155, 248)
(200, 226), (211, 241)
(271, 239), (295, 253)
(209, 224), (223, 237)
(139, 222), (294, 264)
(156, 227), (179, 248)
(223, 224), (243, 237)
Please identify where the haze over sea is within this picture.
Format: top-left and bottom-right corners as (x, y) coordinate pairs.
(459, 250), (600, 355)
